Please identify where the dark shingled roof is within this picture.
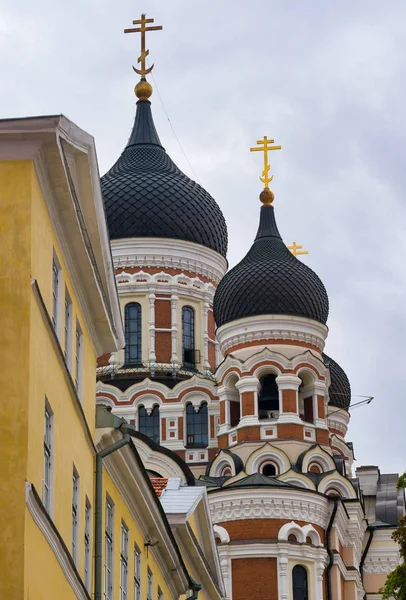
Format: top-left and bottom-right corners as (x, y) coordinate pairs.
(101, 99), (228, 258)
(323, 353), (351, 410)
(213, 204), (329, 327)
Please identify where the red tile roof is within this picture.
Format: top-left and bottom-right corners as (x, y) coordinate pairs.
(150, 478), (168, 498)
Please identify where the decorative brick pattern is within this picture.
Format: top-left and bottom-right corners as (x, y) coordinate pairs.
(231, 557), (278, 600)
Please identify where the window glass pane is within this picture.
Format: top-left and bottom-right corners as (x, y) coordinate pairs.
(182, 307), (195, 367)
(139, 406), (160, 444)
(125, 303), (142, 364)
(186, 403), (208, 447)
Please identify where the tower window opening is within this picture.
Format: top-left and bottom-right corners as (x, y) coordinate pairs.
(258, 374), (279, 420)
(182, 306), (195, 368)
(288, 533), (298, 543)
(308, 462), (323, 474)
(260, 461), (278, 477)
(186, 403), (208, 448)
(125, 302), (142, 364)
(292, 565), (309, 600)
(139, 405), (160, 445)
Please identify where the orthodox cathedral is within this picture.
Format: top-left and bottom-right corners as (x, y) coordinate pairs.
(0, 12), (404, 600)
(94, 14), (405, 600)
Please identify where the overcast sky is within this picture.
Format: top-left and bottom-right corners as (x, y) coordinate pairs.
(2, 1), (405, 474)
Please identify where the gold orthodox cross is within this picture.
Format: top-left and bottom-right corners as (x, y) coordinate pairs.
(250, 136), (282, 189)
(288, 242), (309, 257)
(124, 14), (163, 76)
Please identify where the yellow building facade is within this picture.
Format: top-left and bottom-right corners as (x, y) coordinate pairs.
(0, 116), (223, 600)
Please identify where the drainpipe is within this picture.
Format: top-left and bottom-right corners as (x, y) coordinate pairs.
(95, 428), (131, 600)
(188, 578), (202, 600)
(360, 526), (375, 600)
(326, 496), (340, 600)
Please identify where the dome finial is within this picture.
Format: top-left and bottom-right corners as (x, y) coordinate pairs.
(250, 136), (282, 204)
(124, 13), (163, 101)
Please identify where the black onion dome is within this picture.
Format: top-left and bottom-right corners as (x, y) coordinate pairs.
(323, 353), (351, 410)
(213, 205), (329, 327)
(101, 99), (228, 257)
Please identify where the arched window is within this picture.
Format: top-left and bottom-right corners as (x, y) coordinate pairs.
(258, 374), (279, 419)
(125, 303), (142, 364)
(261, 462), (277, 477)
(182, 307), (195, 368)
(138, 405), (160, 445)
(292, 565), (308, 600)
(186, 403), (208, 448)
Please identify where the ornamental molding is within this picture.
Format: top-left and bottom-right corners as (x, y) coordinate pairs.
(217, 346), (327, 387)
(219, 541), (328, 564)
(111, 237), (228, 285)
(208, 488), (331, 528)
(216, 314), (328, 355)
(25, 482), (90, 600)
(363, 551), (401, 574)
(116, 269), (216, 303)
(96, 374), (218, 405)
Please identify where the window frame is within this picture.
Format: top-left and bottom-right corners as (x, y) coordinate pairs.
(84, 497), (92, 592)
(138, 405), (160, 445)
(157, 586), (163, 600)
(75, 320), (83, 400)
(186, 402), (209, 448)
(133, 543), (141, 600)
(64, 288), (73, 371)
(104, 495), (114, 600)
(120, 521), (129, 600)
(125, 302), (142, 364)
(52, 252), (62, 340)
(72, 466), (80, 566)
(182, 306), (195, 368)
(147, 567), (153, 600)
(43, 398), (53, 515)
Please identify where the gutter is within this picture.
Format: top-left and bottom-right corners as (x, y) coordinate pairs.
(360, 525), (375, 600)
(326, 496), (340, 600)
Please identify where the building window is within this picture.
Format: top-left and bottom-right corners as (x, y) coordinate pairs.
(84, 498), (92, 592)
(186, 403), (208, 448)
(292, 565), (308, 600)
(64, 289), (73, 370)
(147, 568), (153, 600)
(259, 460), (278, 477)
(52, 253), (62, 337)
(120, 521), (129, 600)
(258, 374), (279, 419)
(157, 587), (163, 600)
(134, 544), (141, 600)
(138, 405), (160, 444)
(182, 306), (195, 368)
(75, 320), (83, 400)
(125, 303), (142, 364)
(105, 496), (114, 600)
(72, 467), (80, 565)
(43, 400), (53, 513)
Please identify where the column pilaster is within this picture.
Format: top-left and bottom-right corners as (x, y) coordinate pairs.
(148, 286), (156, 364)
(170, 292), (178, 365)
(276, 374), (302, 424)
(235, 377), (259, 426)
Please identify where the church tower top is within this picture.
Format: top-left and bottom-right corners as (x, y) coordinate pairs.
(250, 135), (281, 205)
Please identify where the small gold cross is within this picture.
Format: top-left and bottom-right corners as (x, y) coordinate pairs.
(124, 13), (163, 76)
(250, 136), (282, 189)
(288, 242), (309, 257)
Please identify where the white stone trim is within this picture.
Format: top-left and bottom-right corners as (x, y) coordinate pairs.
(111, 238), (227, 284)
(25, 482), (89, 600)
(363, 547), (401, 574)
(216, 315), (328, 355)
(208, 488), (331, 528)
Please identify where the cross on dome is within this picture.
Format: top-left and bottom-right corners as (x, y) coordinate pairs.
(124, 13), (163, 100)
(250, 136), (282, 205)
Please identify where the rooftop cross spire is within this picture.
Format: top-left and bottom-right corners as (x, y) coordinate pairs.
(288, 241), (309, 257)
(124, 13), (163, 101)
(250, 136), (281, 205)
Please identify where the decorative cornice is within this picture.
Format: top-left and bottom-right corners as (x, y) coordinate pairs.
(116, 270), (216, 303)
(216, 315), (328, 355)
(363, 552), (401, 574)
(208, 488), (331, 528)
(111, 238), (228, 285)
(26, 482), (90, 600)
